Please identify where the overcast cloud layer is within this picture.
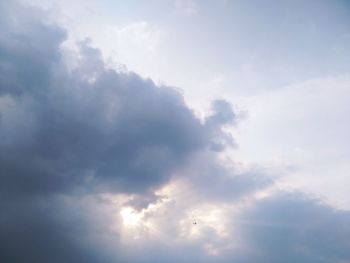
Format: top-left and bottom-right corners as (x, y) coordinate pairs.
(0, 2), (350, 263)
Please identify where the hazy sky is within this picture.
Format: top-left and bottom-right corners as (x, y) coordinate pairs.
(1, 1), (350, 262)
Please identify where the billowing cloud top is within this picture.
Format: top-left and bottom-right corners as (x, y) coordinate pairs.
(0, 1), (234, 197)
(0, 2), (349, 263)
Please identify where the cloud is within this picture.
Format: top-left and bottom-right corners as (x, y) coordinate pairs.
(233, 193), (350, 262)
(0, 2), (235, 262)
(0, 195), (118, 263)
(0, 1), (232, 197)
(0, 1), (66, 97)
(107, 190), (350, 263)
(1, 2), (350, 263)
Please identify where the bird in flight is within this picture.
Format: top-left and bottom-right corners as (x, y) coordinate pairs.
(192, 216), (197, 225)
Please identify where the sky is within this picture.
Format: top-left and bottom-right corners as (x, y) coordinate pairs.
(0, 0), (350, 262)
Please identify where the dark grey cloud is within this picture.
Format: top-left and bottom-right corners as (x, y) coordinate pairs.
(232, 193), (350, 263)
(205, 99), (236, 151)
(0, 1), (232, 197)
(0, 2), (236, 262)
(0, 195), (116, 263)
(0, 1), (65, 97)
(0, 41), (204, 196)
